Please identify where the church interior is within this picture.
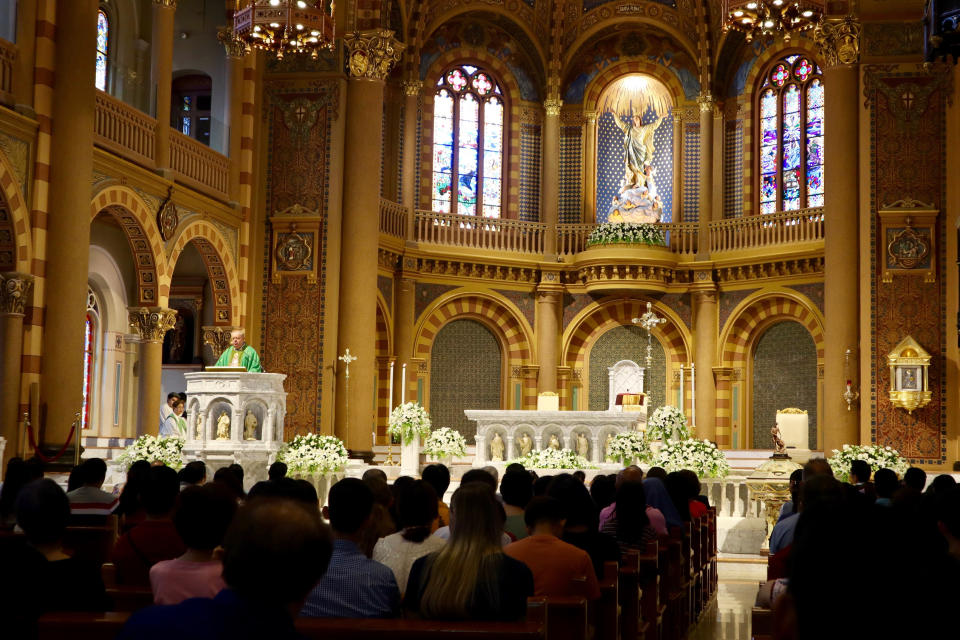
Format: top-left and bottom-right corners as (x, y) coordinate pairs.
(0, 0), (959, 638)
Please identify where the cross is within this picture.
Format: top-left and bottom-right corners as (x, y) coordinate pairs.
(294, 103), (308, 121)
(632, 302), (667, 368)
(901, 91), (915, 111)
(339, 348), (357, 379)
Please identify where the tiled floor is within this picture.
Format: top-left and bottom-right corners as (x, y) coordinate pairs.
(690, 557), (766, 640)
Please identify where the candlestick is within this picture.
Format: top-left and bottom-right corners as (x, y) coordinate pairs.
(678, 364), (685, 414)
(388, 361), (395, 412)
(690, 362), (696, 430)
(401, 363), (407, 402)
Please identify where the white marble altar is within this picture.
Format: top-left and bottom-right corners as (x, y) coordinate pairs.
(465, 410), (643, 465)
(182, 371), (288, 486)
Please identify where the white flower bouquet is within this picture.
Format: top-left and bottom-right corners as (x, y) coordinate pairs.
(509, 447), (593, 470)
(277, 433), (348, 474)
(653, 438), (730, 478)
(828, 444), (909, 483)
(388, 402), (432, 446)
(647, 405), (690, 442)
(586, 222), (666, 247)
(606, 431), (653, 465)
(115, 435), (185, 471)
(422, 427), (467, 459)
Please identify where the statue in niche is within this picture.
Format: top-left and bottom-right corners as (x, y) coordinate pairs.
(518, 432), (533, 457)
(547, 434), (561, 450)
(576, 432), (590, 459)
(605, 433), (615, 462)
(490, 432), (505, 461)
(616, 113), (664, 188)
(244, 410), (259, 441)
(216, 411), (231, 440)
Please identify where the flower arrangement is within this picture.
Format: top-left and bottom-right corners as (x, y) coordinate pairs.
(606, 431), (653, 466)
(422, 427), (467, 460)
(647, 405), (690, 442)
(653, 439), (730, 478)
(388, 402), (432, 446)
(509, 448), (592, 470)
(277, 433), (348, 474)
(115, 435), (185, 471)
(586, 222), (666, 247)
(828, 444), (909, 483)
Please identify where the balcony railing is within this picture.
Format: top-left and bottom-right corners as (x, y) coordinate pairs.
(170, 130), (229, 199)
(379, 198), (407, 239)
(415, 210), (546, 254)
(0, 39), (15, 104)
(709, 208), (824, 253)
(556, 221), (700, 257)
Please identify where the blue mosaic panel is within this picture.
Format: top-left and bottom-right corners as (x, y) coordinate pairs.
(519, 124), (541, 223)
(682, 121), (699, 223)
(559, 126), (582, 224)
(723, 120), (744, 218)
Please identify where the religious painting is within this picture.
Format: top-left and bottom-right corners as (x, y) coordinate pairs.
(877, 201), (937, 284)
(270, 205), (322, 285)
(275, 230), (314, 272)
(885, 226), (931, 270)
(898, 366), (920, 391)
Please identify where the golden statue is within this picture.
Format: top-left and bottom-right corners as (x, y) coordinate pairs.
(518, 432), (533, 457)
(576, 432), (590, 459)
(548, 434), (561, 450)
(490, 432), (505, 462)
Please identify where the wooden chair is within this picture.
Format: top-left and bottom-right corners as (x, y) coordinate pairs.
(62, 520), (117, 568)
(539, 596), (589, 640)
(638, 541), (663, 640)
(105, 587), (154, 612)
(595, 561), (619, 640)
(619, 550), (642, 640)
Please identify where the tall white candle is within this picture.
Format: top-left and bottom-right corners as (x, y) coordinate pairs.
(388, 361), (395, 412)
(678, 364), (685, 414)
(401, 363), (407, 402)
(690, 362), (696, 429)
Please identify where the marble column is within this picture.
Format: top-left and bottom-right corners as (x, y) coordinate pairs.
(535, 288), (560, 393)
(400, 80), (421, 239)
(815, 17), (861, 451)
(129, 307), (177, 436)
(583, 110), (598, 222)
(221, 31), (247, 199)
(393, 274), (416, 407)
(542, 97), (561, 255)
(40, 0), (98, 448)
(693, 287), (718, 443)
(0, 274), (32, 464)
(335, 29), (403, 453)
(697, 93), (715, 256)
(151, 0), (177, 170)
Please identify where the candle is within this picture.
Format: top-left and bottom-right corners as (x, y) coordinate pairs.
(401, 363), (407, 402)
(690, 362), (696, 429)
(678, 364), (685, 413)
(388, 361), (395, 412)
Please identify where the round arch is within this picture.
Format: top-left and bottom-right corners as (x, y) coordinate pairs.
(167, 220), (241, 326)
(744, 43), (823, 99)
(581, 60), (687, 116)
(375, 292), (393, 357)
(90, 185), (167, 307)
(0, 148), (32, 272)
(374, 293), (393, 443)
(563, 17), (699, 76)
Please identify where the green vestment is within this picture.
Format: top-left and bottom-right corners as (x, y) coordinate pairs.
(215, 344), (263, 372)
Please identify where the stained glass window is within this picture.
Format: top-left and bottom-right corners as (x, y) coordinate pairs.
(757, 55), (825, 213)
(96, 9), (109, 91)
(432, 65), (505, 217)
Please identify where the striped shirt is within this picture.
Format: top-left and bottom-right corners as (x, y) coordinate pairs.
(67, 486), (118, 517)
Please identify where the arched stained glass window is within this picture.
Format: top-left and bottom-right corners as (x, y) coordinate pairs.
(758, 55), (824, 213)
(95, 9), (109, 91)
(432, 65), (504, 218)
(82, 288), (99, 431)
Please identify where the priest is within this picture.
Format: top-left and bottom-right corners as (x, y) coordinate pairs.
(215, 329), (263, 372)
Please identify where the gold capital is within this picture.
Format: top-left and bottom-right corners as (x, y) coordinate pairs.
(218, 26), (248, 59)
(0, 273), (33, 316)
(544, 98), (563, 117)
(402, 80), (423, 97)
(814, 16), (861, 68)
(584, 110), (598, 124)
(129, 307), (178, 342)
(153, 0), (177, 7)
(344, 29), (405, 81)
(202, 325), (238, 359)
(697, 93), (714, 112)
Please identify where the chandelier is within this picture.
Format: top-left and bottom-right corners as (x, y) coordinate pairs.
(232, 0), (335, 59)
(723, 0), (824, 42)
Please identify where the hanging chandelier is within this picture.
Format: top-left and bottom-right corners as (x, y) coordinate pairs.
(231, 0), (335, 59)
(723, 0), (824, 42)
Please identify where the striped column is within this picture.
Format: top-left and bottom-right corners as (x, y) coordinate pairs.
(236, 52), (257, 327)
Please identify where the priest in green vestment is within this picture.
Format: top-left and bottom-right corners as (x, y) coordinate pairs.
(215, 329), (263, 372)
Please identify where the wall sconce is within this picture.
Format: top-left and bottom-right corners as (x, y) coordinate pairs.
(887, 335), (931, 414)
(842, 348), (859, 411)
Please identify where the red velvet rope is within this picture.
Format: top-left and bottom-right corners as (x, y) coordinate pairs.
(26, 422), (77, 463)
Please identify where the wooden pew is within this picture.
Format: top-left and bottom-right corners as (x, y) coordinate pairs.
(37, 612), (130, 640)
(690, 516), (703, 618)
(637, 540), (662, 640)
(595, 561), (619, 640)
(707, 508), (718, 593)
(106, 587), (154, 612)
(619, 550), (642, 640)
(62, 521), (117, 568)
(538, 596), (588, 640)
(751, 606), (774, 640)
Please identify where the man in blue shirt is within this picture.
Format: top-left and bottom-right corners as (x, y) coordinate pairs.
(300, 478), (401, 618)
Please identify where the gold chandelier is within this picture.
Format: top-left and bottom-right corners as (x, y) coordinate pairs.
(232, 0), (335, 59)
(723, 0), (824, 42)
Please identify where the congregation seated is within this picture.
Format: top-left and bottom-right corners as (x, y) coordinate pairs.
(150, 483), (236, 604)
(848, 459), (876, 502)
(642, 477), (681, 532)
(0, 457), (44, 530)
(421, 464), (451, 531)
(500, 469), (534, 541)
(111, 466), (185, 586)
(0, 478), (109, 638)
(598, 466), (669, 536)
(118, 497), (333, 639)
(300, 478), (400, 618)
(360, 473), (398, 558)
(903, 466), (926, 492)
(777, 469), (804, 523)
(545, 474), (620, 577)
(504, 496), (600, 600)
(178, 461), (207, 491)
(873, 468), (899, 507)
(600, 480), (658, 556)
(403, 483), (534, 621)
(372, 480), (446, 594)
(66, 458), (118, 523)
(433, 469), (512, 546)
(267, 460), (287, 482)
(211, 467), (245, 502)
(114, 460), (151, 532)
(679, 469), (710, 517)
(588, 473), (616, 512)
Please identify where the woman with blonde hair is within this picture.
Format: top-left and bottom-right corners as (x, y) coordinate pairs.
(403, 482), (533, 620)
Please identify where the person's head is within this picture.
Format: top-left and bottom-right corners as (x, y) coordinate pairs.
(361, 468), (388, 484)
(461, 468), (498, 493)
(930, 474), (957, 494)
(213, 467), (245, 501)
(664, 472), (691, 521)
(482, 466), (500, 485)
(903, 466), (927, 492)
(290, 479), (320, 510)
(505, 462), (525, 475)
(268, 461), (288, 482)
(175, 483), (237, 551)
(936, 487), (960, 550)
(227, 463), (244, 482)
(0, 457), (28, 518)
(67, 465), (84, 492)
(118, 459), (152, 512)
(167, 392), (180, 408)
(142, 465), (181, 517)
(614, 481), (650, 540)
(799, 474), (844, 512)
(421, 464), (451, 502)
(79, 457), (107, 488)
(632, 114), (642, 126)
(874, 468), (899, 500)
(589, 474), (617, 510)
(173, 399), (185, 416)
(397, 480), (438, 542)
(230, 329), (246, 350)
(546, 473), (599, 531)
(678, 469), (702, 499)
(616, 465), (645, 488)
(179, 460), (207, 486)
(849, 460), (871, 484)
(324, 478), (373, 536)
(523, 496), (567, 537)
(222, 498), (333, 611)
(646, 466), (667, 481)
(572, 470), (586, 483)
(391, 475), (415, 500)
(16, 479), (70, 546)
(532, 474), (553, 497)
(499, 469), (534, 509)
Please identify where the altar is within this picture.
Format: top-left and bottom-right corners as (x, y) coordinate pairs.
(182, 371), (288, 487)
(465, 410), (644, 465)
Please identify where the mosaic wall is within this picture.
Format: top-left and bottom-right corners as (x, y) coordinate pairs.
(751, 321), (818, 448)
(724, 119), (744, 218)
(559, 126), (583, 224)
(429, 319), (502, 438)
(519, 123), (542, 222)
(588, 325), (666, 412)
(682, 121), (700, 222)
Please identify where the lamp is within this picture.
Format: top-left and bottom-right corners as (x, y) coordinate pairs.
(723, 0), (824, 42)
(231, 0), (335, 59)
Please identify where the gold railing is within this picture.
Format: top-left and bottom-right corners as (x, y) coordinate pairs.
(557, 221), (700, 256)
(709, 208), (824, 253)
(170, 130), (230, 199)
(415, 210), (546, 254)
(379, 198), (408, 239)
(0, 39), (15, 104)
(94, 90), (156, 167)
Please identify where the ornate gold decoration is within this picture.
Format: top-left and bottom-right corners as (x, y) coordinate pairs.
(344, 29), (405, 81)
(201, 325), (236, 360)
(153, 0), (177, 7)
(402, 80), (423, 97)
(271, 204), (321, 283)
(697, 93), (715, 112)
(231, 0), (335, 60)
(814, 16), (862, 67)
(887, 335), (932, 414)
(0, 273), (33, 315)
(128, 307), (178, 342)
(887, 224), (929, 269)
(777, 407), (808, 414)
(157, 200), (179, 241)
(544, 98), (563, 117)
(584, 110), (598, 124)
(747, 457), (802, 549)
(723, 0), (823, 43)
(218, 25), (248, 58)
(275, 227), (313, 272)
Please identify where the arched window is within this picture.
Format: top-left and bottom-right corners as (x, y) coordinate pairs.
(432, 65), (504, 218)
(758, 55), (824, 214)
(95, 9), (109, 91)
(82, 288), (99, 431)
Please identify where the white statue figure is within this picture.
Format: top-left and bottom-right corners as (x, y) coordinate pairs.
(216, 411), (231, 440)
(243, 410), (258, 441)
(518, 432), (533, 457)
(196, 415), (204, 441)
(548, 434), (561, 450)
(605, 432), (615, 462)
(490, 432), (505, 461)
(576, 432), (590, 459)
